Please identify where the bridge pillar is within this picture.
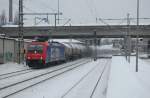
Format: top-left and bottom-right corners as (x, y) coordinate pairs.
(89, 40), (93, 45)
(127, 36), (131, 61)
(97, 39), (101, 46)
(93, 31), (97, 61)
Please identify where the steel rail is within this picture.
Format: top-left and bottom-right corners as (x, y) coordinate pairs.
(0, 70), (33, 80)
(90, 59), (111, 98)
(0, 59), (91, 98)
(0, 69), (31, 77)
(61, 60), (100, 98)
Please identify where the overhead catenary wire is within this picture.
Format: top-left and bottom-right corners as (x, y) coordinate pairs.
(13, 0), (38, 13)
(35, 0), (57, 12)
(84, 0), (97, 23)
(98, 18), (110, 26)
(13, 0), (65, 26)
(101, 18), (150, 20)
(17, 0), (57, 13)
(97, 17), (150, 25)
(92, 0), (100, 22)
(63, 18), (71, 26)
(88, 0), (98, 19)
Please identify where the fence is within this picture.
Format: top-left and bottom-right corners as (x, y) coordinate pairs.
(0, 36), (29, 64)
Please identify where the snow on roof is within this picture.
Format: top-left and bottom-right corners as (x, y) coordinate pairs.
(0, 36), (33, 42)
(2, 25), (19, 27)
(0, 36), (17, 40)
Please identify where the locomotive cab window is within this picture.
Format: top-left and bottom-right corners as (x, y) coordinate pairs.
(27, 45), (43, 53)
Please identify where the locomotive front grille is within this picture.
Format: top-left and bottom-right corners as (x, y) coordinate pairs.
(26, 59), (45, 68)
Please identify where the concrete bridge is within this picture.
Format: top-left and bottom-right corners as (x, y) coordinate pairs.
(0, 25), (150, 39)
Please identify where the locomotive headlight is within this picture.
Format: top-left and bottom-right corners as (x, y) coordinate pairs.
(40, 56), (43, 60)
(27, 57), (31, 59)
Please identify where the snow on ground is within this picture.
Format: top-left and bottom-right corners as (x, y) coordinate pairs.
(0, 63), (28, 75)
(129, 58), (150, 92)
(63, 59), (110, 98)
(9, 59), (110, 98)
(107, 56), (150, 98)
(92, 60), (111, 98)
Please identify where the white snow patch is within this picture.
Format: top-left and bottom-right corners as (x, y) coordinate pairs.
(107, 56), (150, 98)
(9, 59), (109, 98)
(0, 62), (28, 75)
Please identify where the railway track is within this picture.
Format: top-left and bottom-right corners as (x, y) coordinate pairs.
(0, 69), (30, 77)
(0, 59), (85, 81)
(90, 60), (111, 98)
(0, 59), (91, 98)
(0, 69), (33, 80)
(61, 59), (111, 98)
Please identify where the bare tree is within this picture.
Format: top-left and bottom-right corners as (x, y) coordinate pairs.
(0, 10), (7, 25)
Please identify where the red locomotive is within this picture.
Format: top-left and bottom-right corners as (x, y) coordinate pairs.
(26, 40), (89, 68)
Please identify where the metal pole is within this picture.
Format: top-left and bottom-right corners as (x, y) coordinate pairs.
(9, 0), (13, 23)
(47, 14), (49, 24)
(34, 17), (36, 25)
(94, 31), (97, 61)
(136, 0), (139, 72)
(127, 13), (131, 63)
(2, 36), (5, 63)
(96, 18), (98, 24)
(58, 0), (60, 24)
(124, 32), (127, 60)
(54, 14), (57, 27)
(125, 35), (127, 60)
(18, 0), (24, 64)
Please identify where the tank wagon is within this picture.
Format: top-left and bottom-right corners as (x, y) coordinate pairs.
(26, 40), (89, 68)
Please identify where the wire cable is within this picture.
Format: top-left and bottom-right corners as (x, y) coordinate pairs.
(35, 0), (57, 12)
(84, 0), (96, 21)
(13, 0), (38, 13)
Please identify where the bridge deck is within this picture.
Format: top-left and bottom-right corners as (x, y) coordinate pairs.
(0, 25), (150, 38)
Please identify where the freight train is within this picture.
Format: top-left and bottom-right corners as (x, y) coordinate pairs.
(26, 40), (90, 68)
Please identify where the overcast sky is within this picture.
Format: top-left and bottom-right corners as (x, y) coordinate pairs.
(0, 0), (150, 25)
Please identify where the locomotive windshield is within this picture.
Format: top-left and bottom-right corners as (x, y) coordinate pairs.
(27, 45), (43, 53)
